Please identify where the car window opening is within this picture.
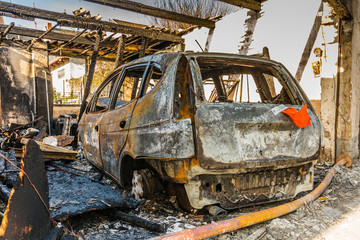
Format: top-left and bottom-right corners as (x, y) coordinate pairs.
(90, 72), (121, 113)
(197, 58), (294, 105)
(114, 67), (147, 109)
(143, 66), (163, 95)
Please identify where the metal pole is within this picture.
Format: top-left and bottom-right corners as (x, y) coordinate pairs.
(43, 70), (51, 135)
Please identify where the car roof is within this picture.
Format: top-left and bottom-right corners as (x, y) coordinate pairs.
(114, 52), (283, 74)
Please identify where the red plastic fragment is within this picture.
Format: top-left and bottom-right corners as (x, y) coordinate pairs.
(281, 104), (311, 128)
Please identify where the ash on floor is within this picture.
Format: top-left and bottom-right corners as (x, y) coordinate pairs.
(64, 157), (360, 240)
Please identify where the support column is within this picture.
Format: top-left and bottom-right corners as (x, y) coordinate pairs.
(114, 34), (125, 68)
(321, 77), (336, 161)
(205, 28), (215, 52)
(351, 0), (360, 157)
(139, 37), (148, 58)
(336, 12), (359, 158)
(78, 31), (101, 121)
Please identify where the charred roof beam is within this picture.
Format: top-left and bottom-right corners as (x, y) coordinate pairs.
(83, 0), (215, 29)
(0, 22), (14, 44)
(0, 24), (98, 46)
(0, 22), (14, 38)
(218, 0), (262, 12)
(323, 0), (352, 19)
(51, 29), (87, 53)
(0, 1), (183, 43)
(0, 12), (35, 21)
(27, 23), (59, 51)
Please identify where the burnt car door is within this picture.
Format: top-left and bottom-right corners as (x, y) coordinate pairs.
(99, 63), (151, 181)
(190, 56), (322, 169)
(79, 70), (122, 169)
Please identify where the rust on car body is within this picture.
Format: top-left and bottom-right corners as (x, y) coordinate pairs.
(78, 52), (323, 210)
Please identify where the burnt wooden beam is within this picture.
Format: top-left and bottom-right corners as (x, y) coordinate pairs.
(50, 50), (114, 62)
(0, 22), (14, 44)
(27, 23), (59, 51)
(218, 0), (262, 11)
(111, 18), (148, 29)
(114, 35), (126, 67)
(0, 22), (14, 38)
(295, 2), (323, 82)
(323, 0), (352, 19)
(205, 28), (215, 52)
(0, 12), (35, 21)
(0, 1), (183, 43)
(84, 0), (215, 28)
(111, 210), (165, 232)
(78, 31), (101, 121)
(57, 18), (182, 42)
(0, 24), (104, 46)
(139, 37), (148, 58)
(0, 140), (51, 240)
(51, 29), (87, 53)
(80, 32), (116, 55)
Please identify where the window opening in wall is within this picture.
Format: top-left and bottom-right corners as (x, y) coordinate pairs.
(57, 69), (65, 79)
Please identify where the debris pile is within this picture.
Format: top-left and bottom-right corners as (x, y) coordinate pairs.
(58, 158), (360, 240)
(0, 115), (78, 161)
(0, 117), (359, 240)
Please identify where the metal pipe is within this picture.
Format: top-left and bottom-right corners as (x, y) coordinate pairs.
(150, 154), (352, 240)
(43, 70), (51, 135)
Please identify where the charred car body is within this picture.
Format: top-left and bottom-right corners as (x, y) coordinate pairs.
(78, 52), (323, 210)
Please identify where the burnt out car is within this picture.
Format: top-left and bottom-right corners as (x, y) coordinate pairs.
(78, 52), (323, 211)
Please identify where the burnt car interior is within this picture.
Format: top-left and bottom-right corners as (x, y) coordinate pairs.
(196, 57), (296, 105)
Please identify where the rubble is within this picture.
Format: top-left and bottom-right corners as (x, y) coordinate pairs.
(0, 114), (358, 240)
(0, 139), (358, 239)
(58, 157), (360, 240)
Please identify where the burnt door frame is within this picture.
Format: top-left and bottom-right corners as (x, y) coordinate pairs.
(82, 69), (122, 170)
(99, 62), (152, 183)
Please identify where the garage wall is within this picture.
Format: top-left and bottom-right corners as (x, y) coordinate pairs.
(0, 41), (50, 128)
(336, 0), (360, 159)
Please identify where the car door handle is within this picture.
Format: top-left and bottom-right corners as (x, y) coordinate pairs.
(95, 125), (99, 132)
(119, 120), (126, 129)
